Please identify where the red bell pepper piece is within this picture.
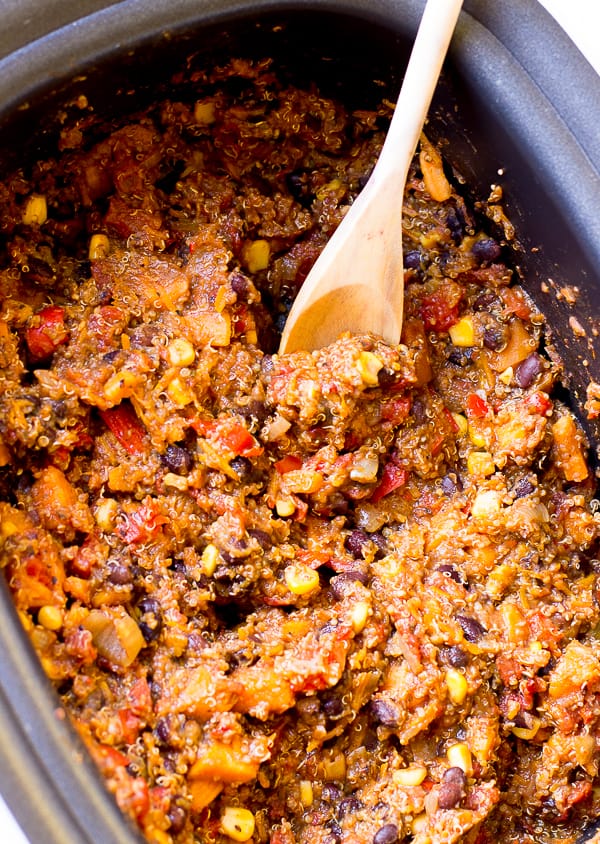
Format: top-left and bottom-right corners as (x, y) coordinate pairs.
(274, 454), (303, 474)
(25, 305), (69, 360)
(99, 403), (148, 455)
(381, 396), (412, 425)
(371, 460), (409, 502)
(466, 393), (490, 419)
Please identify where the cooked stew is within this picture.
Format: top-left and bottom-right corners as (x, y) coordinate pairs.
(0, 57), (599, 844)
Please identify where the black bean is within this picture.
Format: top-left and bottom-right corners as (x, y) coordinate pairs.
(447, 346), (474, 366)
(403, 249), (422, 270)
(440, 474), (459, 496)
(330, 572), (369, 599)
(338, 797), (362, 816)
(248, 528), (272, 549)
(471, 237), (501, 263)
(107, 560), (132, 585)
(155, 717), (171, 743)
(167, 804), (187, 836)
(162, 443), (193, 475)
(377, 367), (399, 388)
(373, 823), (399, 844)
(514, 353), (541, 389)
(446, 207), (464, 244)
(437, 564), (463, 584)
(322, 784), (342, 802)
(322, 695), (344, 718)
(230, 272), (251, 297)
(513, 709), (535, 729)
(345, 530), (370, 559)
(437, 767), (466, 809)
(483, 325), (508, 351)
(473, 291), (499, 312)
(439, 645), (469, 668)
(456, 614), (486, 642)
(230, 455), (252, 480)
(370, 699), (399, 726)
(138, 597), (163, 643)
(513, 477), (534, 498)
(412, 398), (427, 424)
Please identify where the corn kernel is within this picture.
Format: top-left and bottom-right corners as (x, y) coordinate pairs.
(0, 442), (11, 466)
(452, 413), (468, 435)
(103, 370), (143, 403)
(511, 718), (540, 741)
(243, 239), (270, 273)
(1, 519), (19, 538)
(448, 316), (475, 347)
(467, 451), (495, 477)
(220, 807), (255, 842)
(201, 544), (220, 576)
(89, 233), (110, 260)
(445, 667), (468, 705)
(299, 780), (314, 807)
(163, 472), (189, 491)
(498, 366), (514, 385)
(95, 497), (118, 531)
(447, 742), (473, 775)
(284, 469), (324, 494)
(167, 376), (194, 407)
(471, 489), (502, 521)
(275, 497), (296, 518)
(411, 813), (428, 835)
(322, 753), (346, 781)
(167, 337), (196, 367)
(316, 178), (343, 200)
(393, 764), (428, 786)
(468, 423), (487, 448)
(356, 351), (383, 387)
(22, 194), (47, 225)
(38, 605), (63, 631)
(284, 563), (320, 596)
(350, 601), (370, 634)
(194, 100), (216, 125)
(245, 328), (258, 345)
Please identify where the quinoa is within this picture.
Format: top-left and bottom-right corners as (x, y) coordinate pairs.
(0, 57), (599, 844)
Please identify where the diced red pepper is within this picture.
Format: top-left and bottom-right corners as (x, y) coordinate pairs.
(500, 286), (533, 320)
(371, 461), (409, 503)
(117, 497), (167, 544)
(420, 288), (461, 332)
(193, 417), (263, 458)
(99, 403), (148, 455)
(25, 305), (69, 360)
(524, 390), (552, 415)
(466, 393), (490, 419)
(274, 454), (303, 474)
(380, 396), (412, 425)
(443, 406), (460, 433)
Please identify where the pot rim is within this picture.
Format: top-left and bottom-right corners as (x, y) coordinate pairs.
(0, 3), (598, 844)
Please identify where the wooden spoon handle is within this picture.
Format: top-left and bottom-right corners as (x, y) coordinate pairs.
(279, 0), (463, 354)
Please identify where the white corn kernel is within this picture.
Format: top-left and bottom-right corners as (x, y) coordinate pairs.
(447, 742), (473, 775)
(393, 765), (428, 787)
(38, 605), (63, 631)
(275, 497), (296, 518)
(89, 233), (110, 260)
(350, 601), (370, 634)
(445, 667), (468, 705)
(284, 563), (320, 596)
(22, 194), (47, 226)
(95, 497), (118, 531)
(299, 780), (314, 807)
(201, 544), (220, 576)
(167, 337), (195, 367)
(356, 352), (383, 387)
(219, 807), (255, 842)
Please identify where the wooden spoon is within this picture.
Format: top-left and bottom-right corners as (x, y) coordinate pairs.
(279, 0), (464, 354)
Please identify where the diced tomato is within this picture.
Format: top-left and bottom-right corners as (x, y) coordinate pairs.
(443, 406), (460, 433)
(524, 390), (552, 415)
(380, 396), (412, 425)
(419, 286), (461, 332)
(500, 286), (533, 320)
(25, 305), (69, 360)
(99, 403), (148, 455)
(466, 393), (490, 419)
(193, 417), (263, 458)
(117, 708), (142, 744)
(371, 460), (409, 503)
(275, 454), (303, 474)
(221, 423), (259, 456)
(117, 497), (167, 544)
(296, 548), (331, 568)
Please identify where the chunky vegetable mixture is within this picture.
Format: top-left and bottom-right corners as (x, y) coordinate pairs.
(1, 57), (599, 844)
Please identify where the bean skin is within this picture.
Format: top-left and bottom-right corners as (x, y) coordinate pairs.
(438, 767), (466, 809)
(373, 824), (399, 844)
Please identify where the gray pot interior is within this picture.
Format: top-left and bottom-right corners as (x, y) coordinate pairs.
(0, 3), (598, 844)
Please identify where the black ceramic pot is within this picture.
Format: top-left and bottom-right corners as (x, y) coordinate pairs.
(0, 3), (598, 844)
